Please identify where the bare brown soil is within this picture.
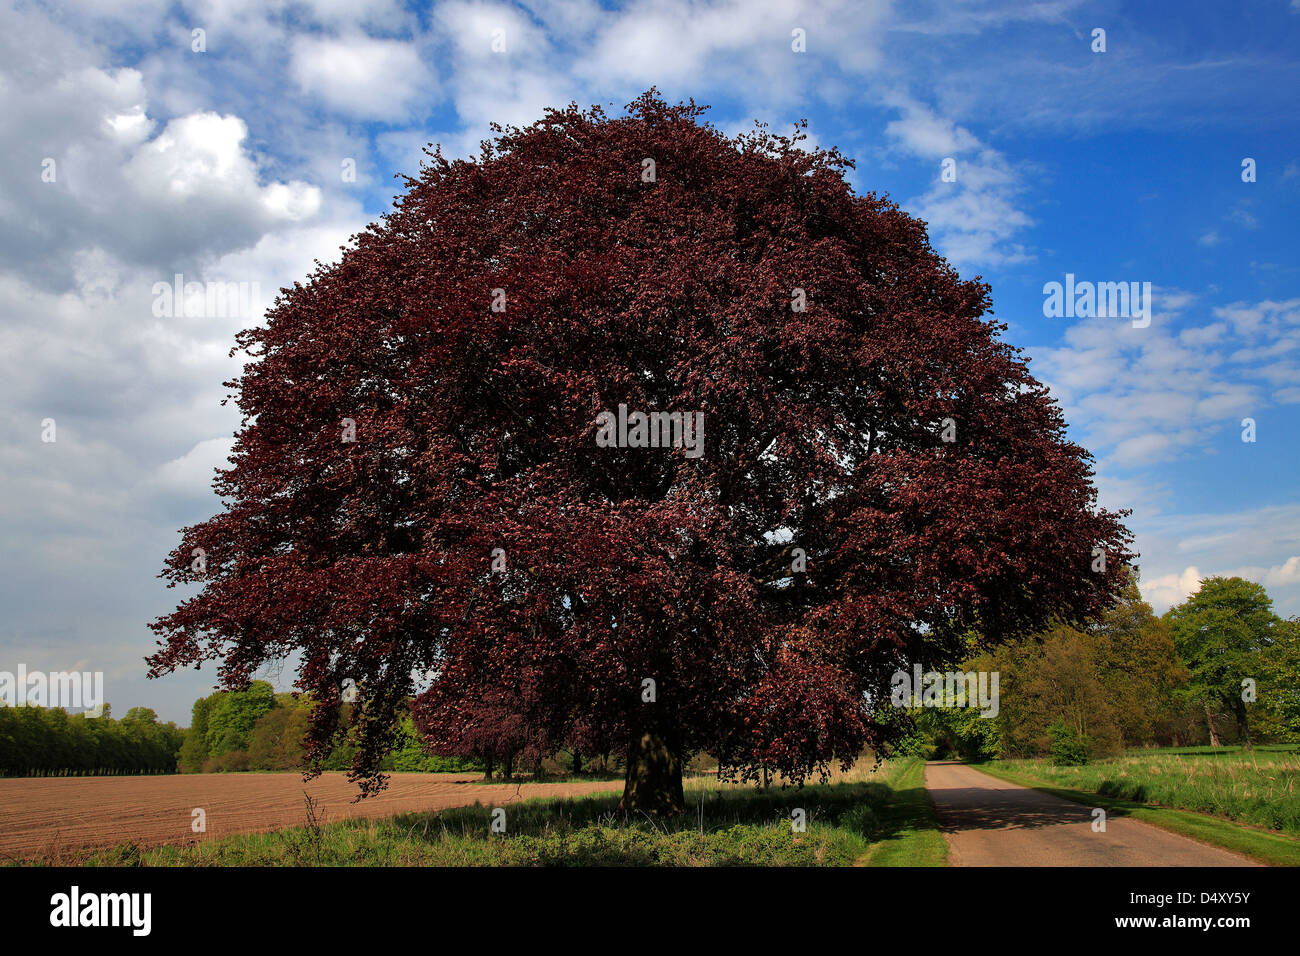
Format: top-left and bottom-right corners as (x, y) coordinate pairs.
(0, 772), (624, 862)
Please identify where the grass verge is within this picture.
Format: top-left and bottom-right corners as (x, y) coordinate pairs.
(993, 750), (1300, 834)
(859, 756), (947, 867)
(976, 761), (1300, 867)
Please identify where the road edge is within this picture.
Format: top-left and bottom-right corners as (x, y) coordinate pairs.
(971, 762), (1297, 867)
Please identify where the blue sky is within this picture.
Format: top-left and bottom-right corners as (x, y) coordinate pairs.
(1, 0), (1297, 723)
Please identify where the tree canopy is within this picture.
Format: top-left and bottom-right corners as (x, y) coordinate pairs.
(149, 93), (1132, 812)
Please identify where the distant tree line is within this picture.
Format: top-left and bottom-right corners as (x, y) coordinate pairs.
(901, 573), (1300, 764)
(0, 705), (184, 776)
(178, 683), (481, 774)
(1, 685), (481, 777)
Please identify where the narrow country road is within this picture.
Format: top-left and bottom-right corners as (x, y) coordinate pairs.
(924, 760), (1260, 867)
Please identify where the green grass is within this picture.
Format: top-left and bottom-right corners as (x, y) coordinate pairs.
(1124, 743), (1300, 757)
(978, 759), (1300, 867)
(859, 756), (948, 867)
(987, 749), (1300, 835)
(36, 757), (947, 867)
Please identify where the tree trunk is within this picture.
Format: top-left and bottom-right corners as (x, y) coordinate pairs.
(1204, 700), (1222, 747)
(572, 751), (583, 776)
(619, 730), (684, 815)
(1234, 700), (1252, 750)
(483, 757), (494, 780)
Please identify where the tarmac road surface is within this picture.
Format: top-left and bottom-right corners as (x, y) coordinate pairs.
(924, 760), (1260, 867)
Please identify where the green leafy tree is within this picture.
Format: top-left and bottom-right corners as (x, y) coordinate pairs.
(179, 694), (214, 772)
(1165, 576), (1283, 749)
(1093, 573), (1187, 745)
(247, 705), (300, 770)
(388, 713), (482, 772)
(994, 624), (1122, 758)
(1047, 720), (1090, 766)
(204, 681), (275, 759)
(1255, 616), (1300, 742)
(0, 705), (182, 776)
(915, 703), (1002, 761)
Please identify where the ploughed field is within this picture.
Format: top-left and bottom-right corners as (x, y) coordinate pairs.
(0, 772), (624, 862)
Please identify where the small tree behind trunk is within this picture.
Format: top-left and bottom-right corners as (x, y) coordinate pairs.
(1233, 699), (1252, 750)
(1204, 700), (1222, 747)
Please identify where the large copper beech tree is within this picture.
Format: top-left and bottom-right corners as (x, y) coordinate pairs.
(149, 93), (1133, 813)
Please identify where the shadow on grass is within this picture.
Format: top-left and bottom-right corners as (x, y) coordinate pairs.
(869, 785), (942, 840)
(391, 776), (907, 842)
(316, 776), (922, 866)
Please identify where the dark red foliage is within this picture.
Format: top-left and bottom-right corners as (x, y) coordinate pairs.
(414, 683), (542, 777)
(148, 92), (1132, 797)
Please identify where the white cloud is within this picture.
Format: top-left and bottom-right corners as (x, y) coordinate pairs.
(154, 437), (235, 493)
(1227, 203), (1259, 230)
(1213, 298), (1300, 337)
(126, 112), (321, 221)
(1034, 295), (1300, 470)
(291, 0), (408, 28)
(0, 6), (370, 722)
(882, 93), (1034, 268)
(576, 0), (888, 94)
(1264, 556), (1300, 588)
(884, 103), (981, 157)
(290, 34), (434, 120)
(1146, 554), (1300, 616)
(0, 19), (327, 288)
(1133, 506), (1300, 615)
(1140, 566), (1203, 612)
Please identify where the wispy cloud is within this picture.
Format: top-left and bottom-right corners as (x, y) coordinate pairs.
(1033, 293), (1299, 470)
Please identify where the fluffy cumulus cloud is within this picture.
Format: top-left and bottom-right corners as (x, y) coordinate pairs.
(1141, 566), (1205, 612)
(0, 2), (366, 719)
(0, 13), (323, 288)
(290, 34), (435, 121)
